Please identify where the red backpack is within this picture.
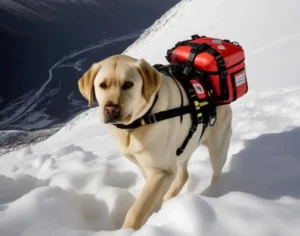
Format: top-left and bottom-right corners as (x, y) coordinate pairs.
(165, 35), (248, 104)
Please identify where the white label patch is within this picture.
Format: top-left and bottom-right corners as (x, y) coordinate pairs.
(235, 72), (246, 86)
(218, 45), (226, 50)
(193, 83), (204, 94)
(212, 39), (222, 44)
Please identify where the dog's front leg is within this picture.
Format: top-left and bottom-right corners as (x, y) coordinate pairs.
(163, 160), (189, 201)
(122, 168), (174, 230)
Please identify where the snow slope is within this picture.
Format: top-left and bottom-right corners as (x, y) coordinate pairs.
(1, 0), (300, 235)
(125, 0), (300, 90)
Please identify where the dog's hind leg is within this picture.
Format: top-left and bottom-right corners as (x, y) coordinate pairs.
(205, 105), (232, 184)
(163, 159), (189, 201)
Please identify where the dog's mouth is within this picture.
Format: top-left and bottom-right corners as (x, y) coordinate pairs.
(104, 116), (121, 124)
(102, 104), (123, 124)
(104, 113), (133, 125)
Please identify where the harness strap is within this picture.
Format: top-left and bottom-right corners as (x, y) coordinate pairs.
(173, 78), (184, 123)
(114, 98), (192, 129)
(204, 47), (228, 100)
(174, 74), (205, 156)
(154, 64), (184, 123)
(153, 64), (211, 156)
(113, 63), (214, 156)
(183, 43), (210, 76)
(196, 72), (217, 126)
(176, 124), (197, 156)
(178, 42), (220, 125)
(141, 105), (192, 125)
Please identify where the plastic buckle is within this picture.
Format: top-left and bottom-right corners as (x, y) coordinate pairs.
(147, 114), (157, 124)
(191, 125), (197, 133)
(219, 60), (226, 67)
(221, 70), (228, 78)
(215, 55), (225, 67)
(197, 116), (203, 124)
(183, 66), (193, 76)
(195, 69), (204, 77)
(190, 48), (198, 54)
(169, 65), (177, 74)
(216, 54), (222, 60)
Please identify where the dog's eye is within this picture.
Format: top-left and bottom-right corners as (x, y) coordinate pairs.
(122, 81), (134, 90)
(100, 82), (107, 89)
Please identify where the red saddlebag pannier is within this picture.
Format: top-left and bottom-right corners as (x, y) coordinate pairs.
(166, 35), (248, 104)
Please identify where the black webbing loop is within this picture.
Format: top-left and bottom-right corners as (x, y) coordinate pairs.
(183, 43), (210, 76)
(183, 49), (197, 76)
(191, 34), (200, 39)
(205, 48), (229, 100)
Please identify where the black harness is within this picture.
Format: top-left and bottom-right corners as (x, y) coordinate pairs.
(114, 64), (217, 156)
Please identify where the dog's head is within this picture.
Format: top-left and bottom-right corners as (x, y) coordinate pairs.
(78, 55), (161, 124)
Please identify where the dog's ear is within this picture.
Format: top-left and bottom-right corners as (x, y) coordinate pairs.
(136, 59), (161, 103)
(78, 63), (101, 107)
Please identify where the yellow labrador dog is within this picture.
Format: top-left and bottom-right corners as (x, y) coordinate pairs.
(78, 55), (232, 229)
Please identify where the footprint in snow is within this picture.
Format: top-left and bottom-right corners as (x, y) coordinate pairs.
(103, 169), (138, 189)
(54, 144), (84, 158)
(53, 145), (98, 162)
(40, 158), (56, 171)
(32, 154), (51, 168)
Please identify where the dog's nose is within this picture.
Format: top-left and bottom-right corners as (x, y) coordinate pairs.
(104, 105), (120, 116)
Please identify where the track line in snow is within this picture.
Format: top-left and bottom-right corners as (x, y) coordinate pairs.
(0, 30), (143, 129)
(249, 33), (300, 55)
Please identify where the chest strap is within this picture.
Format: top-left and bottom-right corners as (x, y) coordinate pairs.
(114, 101), (192, 130)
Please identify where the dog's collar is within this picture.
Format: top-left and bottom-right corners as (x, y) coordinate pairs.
(113, 65), (191, 130)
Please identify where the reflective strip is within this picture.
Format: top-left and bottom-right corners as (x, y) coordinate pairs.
(199, 101), (209, 107)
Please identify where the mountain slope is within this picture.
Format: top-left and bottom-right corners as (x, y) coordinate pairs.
(0, 0), (300, 235)
(125, 0), (300, 89)
(0, 0), (179, 130)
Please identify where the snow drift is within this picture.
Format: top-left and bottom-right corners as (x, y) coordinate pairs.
(1, 0), (300, 235)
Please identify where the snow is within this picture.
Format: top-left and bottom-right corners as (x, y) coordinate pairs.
(1, 0), (300, 235)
